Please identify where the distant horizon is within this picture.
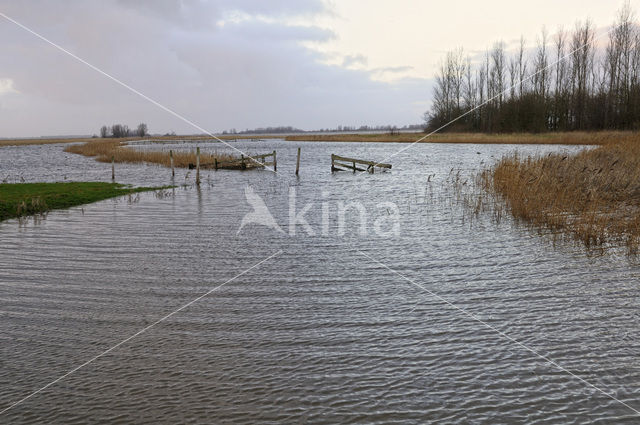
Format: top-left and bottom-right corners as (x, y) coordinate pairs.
(0, 123), (426, 140)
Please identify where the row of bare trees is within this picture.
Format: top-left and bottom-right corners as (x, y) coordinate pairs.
(426, 3), (640, 133)
(100, 123), (148, 138)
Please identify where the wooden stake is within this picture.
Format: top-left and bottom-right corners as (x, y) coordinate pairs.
(111, 155), (115, 180)
(296, 147), (301, 175)
(169, 150), (174, 177)
(214, 158), (218, 170)
(273, 150), (277, 171)
(195, 147), (200, 185)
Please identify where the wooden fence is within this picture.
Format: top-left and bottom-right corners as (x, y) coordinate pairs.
(331, 154), (391, 173)
(191, 151), (277, 171)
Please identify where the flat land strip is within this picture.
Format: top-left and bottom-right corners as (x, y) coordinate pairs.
(0, 182), (168, 221)
(285, 131), (632, 145)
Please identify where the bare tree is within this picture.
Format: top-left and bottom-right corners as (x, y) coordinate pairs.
(425, 3), (638, 132)
(136, 123), (148, 137)
(100, 125), (109, 138)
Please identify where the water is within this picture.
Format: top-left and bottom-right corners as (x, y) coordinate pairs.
(1, 140), (639, 423)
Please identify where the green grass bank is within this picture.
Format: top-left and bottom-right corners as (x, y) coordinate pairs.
(0, 182), (167, 221)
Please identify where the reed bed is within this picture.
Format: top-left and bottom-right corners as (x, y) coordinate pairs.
(480, 133), (640, 253)
(64, 140), (257, 169)
(286, 131), (632, 145)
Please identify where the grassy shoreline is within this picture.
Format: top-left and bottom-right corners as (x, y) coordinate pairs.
(0, 182), (168, 221)
(285, 131), (634, 144)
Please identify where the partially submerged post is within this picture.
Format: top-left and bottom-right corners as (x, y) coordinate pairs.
(111, 155), (115, 181)
(296, 147), (301, 175)
(169, 150), (175, 177)
(273, 150), (277, 171)
(195, 147), (201, 185)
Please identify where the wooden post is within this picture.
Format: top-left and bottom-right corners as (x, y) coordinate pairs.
(111, 155), (115, 180)
(169, 150), (175, 177)
(295, 147), (301, 175)
(273, 150), (277, 171)
(195, 147), (200, 185)
(331, 154), (335, 172)
(241, 154), (246, 170)
(352, 161), (356, 173)
(214, 158), (218, 170)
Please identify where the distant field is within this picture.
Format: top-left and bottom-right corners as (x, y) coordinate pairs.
(285, 131), (636, 145)
(0, 134), (279, 147)
(4, 131), (638, 147)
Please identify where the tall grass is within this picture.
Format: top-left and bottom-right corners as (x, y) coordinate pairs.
(481, 133), (640, 253)
(65, 140), (253, 169)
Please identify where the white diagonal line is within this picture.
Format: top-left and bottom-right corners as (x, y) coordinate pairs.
(0, 250), (283, 416)
(357, 249), (640, 416)
(0, 11), (276, 173)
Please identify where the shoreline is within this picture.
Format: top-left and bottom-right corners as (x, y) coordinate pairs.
(3, 131), (637, 147)
(284, 131), (634, 145)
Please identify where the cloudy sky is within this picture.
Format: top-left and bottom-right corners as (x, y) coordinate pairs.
(0, 0), (632, 137)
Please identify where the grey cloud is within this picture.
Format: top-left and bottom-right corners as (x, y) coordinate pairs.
(0, 0), (430, 137)
(342, 54), (368, 67)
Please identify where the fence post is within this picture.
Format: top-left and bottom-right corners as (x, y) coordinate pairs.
(170, 150), (174, 177)
(196, 147), (200, 185)
(111, 155), (115, 181)
(214, 158), (218, 170)
(331, 154), (335, 172)
(295, 147), (301, 175)
(273, 150), (277, 171)
(241, 154), (246, 170)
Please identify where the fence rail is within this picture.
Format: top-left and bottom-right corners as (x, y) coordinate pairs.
(331, 154), (391, 173)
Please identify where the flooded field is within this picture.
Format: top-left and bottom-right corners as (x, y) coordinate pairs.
(1, 139), (639, 423)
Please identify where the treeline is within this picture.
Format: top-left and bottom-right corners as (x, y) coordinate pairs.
(426, 3), (640, 133)
(221, 124), (423, 135)
(99, 123), (148, 138)
(222, 126), (303, 135)
(319, 124), (423, 133)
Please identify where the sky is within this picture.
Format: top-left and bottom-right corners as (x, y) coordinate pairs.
(0, 0), (635, 137)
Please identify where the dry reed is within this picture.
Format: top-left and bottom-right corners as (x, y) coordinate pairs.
(64, 140), (256, 169)
(481, 133), (640, 253)
(285, 131), (632, 145)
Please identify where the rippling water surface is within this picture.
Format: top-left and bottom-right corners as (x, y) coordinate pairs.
(1, 140), (639, 424)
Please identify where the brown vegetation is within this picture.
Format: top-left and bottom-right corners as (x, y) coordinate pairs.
(481, 133), (640, 253)
(286, 131), (631, 145)
(64, 140), (254, 169)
